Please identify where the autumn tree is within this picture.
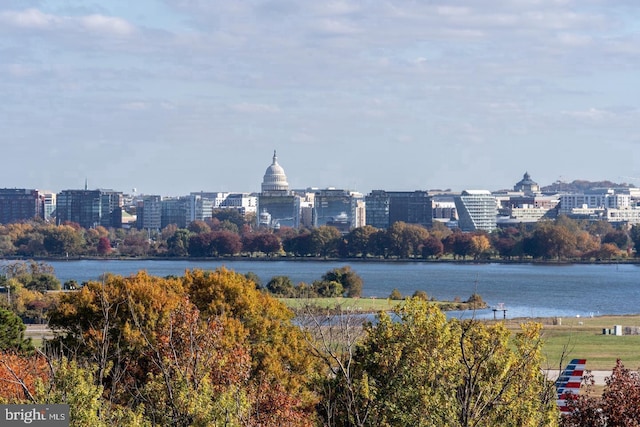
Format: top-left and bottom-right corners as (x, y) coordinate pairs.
(325, 299), (557, 426)
(386, 221), (430, 258)
(344, 225), (378, 258)
(561, 359), (640, 427)
(422, 235), (444, 259)
(311, 226), (342, 257)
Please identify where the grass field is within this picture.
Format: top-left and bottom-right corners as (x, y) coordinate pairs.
(512, 315), (640, 370)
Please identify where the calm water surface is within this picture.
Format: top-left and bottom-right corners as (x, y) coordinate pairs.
(8, 259), (640, 319)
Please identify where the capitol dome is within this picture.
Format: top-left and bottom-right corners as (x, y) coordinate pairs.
(261, 151), (289, 192)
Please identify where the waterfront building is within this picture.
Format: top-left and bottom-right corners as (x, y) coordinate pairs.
(454, 190), (497, 232)
(0, 188), (43, 224)
(365, 190), (432, 229)
(56, 189), (123, 229)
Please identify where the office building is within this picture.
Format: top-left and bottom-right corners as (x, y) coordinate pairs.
(56, 189), (123, 229)
(365, 190), (432, 229)
(0, 188), (43, 224)
(454, 190), (497, 232)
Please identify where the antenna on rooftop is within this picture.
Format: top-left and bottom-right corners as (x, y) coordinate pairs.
(85, 178), (88, 190)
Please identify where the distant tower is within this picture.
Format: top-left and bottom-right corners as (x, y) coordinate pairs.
(84, 178), (88, 191)
(261, 150), (289, 192)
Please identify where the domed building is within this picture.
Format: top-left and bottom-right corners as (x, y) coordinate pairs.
(261, 151), (289, 192)
(258, 151), (296, 228)
(514, 172), (540, 194)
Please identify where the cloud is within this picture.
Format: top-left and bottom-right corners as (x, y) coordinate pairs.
(230, 102), (281, 114)
(0, 8), (136, 37)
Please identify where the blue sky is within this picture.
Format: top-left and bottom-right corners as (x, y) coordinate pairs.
(1, 0), (639, 196)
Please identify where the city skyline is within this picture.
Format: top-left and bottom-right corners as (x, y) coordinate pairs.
(2, 1), (640, 196)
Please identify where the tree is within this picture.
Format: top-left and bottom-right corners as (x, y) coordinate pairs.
(166, 229), (191, 257)
(42, 225), (84, 256)
(320, 266), (363, 298)
(422, 235), (444, 259)
(187, 220), (211, 234)
(327, 299), (557, 426)
(561, 359), (640, 427)
(387, 222), (430, 258)
(311, 226), (342, 257)
(0, 308), (34, 352)
(97, 237), (112, 256)
(344, 225), (378, 258)
(266, 276), (296, 297)
(388, 288), (403, 300)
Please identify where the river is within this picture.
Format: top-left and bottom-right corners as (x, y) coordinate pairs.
(7, 259), (634, 320)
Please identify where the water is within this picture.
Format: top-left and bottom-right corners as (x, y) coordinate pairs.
(5, 259), (640, 319)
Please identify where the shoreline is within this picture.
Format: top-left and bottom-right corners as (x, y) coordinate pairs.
(3, 255), (640, 266)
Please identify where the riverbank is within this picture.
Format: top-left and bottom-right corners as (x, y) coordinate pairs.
(4, 255), (640, 265)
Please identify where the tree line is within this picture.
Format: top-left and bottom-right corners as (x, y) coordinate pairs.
(1, 211), (639, 261)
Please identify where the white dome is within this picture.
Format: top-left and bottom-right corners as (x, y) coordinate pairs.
(261, 151), (289, 192)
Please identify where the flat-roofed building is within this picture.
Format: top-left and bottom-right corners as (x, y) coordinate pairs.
(56, 189), (123, 229)
(312, 188), (365, 231)
(0, 188), (43, 224)
(365, 190), (432, 229)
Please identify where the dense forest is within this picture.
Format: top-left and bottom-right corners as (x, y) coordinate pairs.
(0, 210), (639, 261)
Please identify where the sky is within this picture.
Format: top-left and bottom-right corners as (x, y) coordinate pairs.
(1, 0), (640, 196)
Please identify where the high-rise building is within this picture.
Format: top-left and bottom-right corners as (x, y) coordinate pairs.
(56, 189), (123, 229)
(454, 190), (497, 232)
(137, 195), (162, 231)
(0, 188), (43, 224)
(365, 190), (432, 229)
(161, 197), (188, 228)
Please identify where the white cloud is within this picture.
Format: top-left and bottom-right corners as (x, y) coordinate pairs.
(0, 8), (136, 37)
(80, 14), (136, 37)
(230, 102), (281, 114)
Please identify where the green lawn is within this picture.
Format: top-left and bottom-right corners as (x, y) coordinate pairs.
(505, 315), (640, 370)
(279, 297), (398, 312)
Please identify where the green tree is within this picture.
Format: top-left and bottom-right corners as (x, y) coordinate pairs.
(166, 229), (191, 257)
(326, 299), (557, 426)
(0, 307), (34, 352)
(320, 266), (363, 297)
(388, 288), (403, 300)
(266, 275), (296, 297)
(311, 226), (342, 257)
(43, 225), (85, 256)
(313, 280), (343, 297)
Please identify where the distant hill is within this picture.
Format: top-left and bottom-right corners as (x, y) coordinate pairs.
(541, 180), (636, 193)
